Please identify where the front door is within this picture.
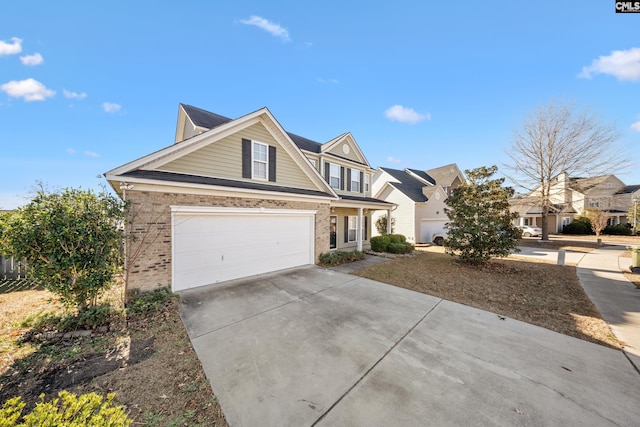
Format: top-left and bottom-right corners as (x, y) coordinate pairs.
(329, 216), (337, 249)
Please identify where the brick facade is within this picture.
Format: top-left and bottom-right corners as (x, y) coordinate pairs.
(124, 190), (331, 292)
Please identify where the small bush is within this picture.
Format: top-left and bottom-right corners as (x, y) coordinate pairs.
(563, 218), (592, 235)
(126, 287), (174, 315)
(0, 391), (131, 426)
(370, 235), (391, 252)
(388, 234), (407, 244)
(387, 242), (415, 254)
(22, 305), (115, 336)
(318, 250), (365, 266)
(603, 223), (632, 235)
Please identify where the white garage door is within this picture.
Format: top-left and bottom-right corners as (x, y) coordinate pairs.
(171, 207), (316, 291)
(419, 219), (447, 244)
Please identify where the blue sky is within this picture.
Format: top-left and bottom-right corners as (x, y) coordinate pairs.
(1, 1), (638, 209)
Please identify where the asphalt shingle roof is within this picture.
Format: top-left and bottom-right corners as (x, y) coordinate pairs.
(181, 104), (233, 129)
(122, 170), (335, 198)
(379, 168), (430, 202)
(615, 185), (640, 195)
(181, 104), (324, 153)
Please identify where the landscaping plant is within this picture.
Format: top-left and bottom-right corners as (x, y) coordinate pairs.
(0, 186), (124, 310)
(444, 165), (521, 263)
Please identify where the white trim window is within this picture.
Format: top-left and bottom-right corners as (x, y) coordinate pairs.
(364, 174), (370, 193)
(348, 216), (357, 242)
(351, 168), (361, 192)
(252, 141), (268, 180)
(330, 163), (341, 189)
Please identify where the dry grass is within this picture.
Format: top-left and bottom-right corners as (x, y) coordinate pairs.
(355, 250), (621, 350)
(0, 284), (228, 426)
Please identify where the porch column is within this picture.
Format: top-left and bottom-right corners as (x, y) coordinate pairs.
(387, 209), (392, 234)
(357, 207), (363, 251)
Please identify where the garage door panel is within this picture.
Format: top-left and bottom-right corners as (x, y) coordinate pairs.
(173, 211), (314, 291)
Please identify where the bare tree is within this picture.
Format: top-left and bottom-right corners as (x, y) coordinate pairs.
(505, 100), (624, 240)
(585, 208), (608, 242)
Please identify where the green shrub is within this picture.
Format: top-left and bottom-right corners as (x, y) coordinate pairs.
(603, 223), (632, 235)
(0, 391), (131, 426)
(388, 234), (407, 244)
(563, 218), (592, 235)
(387, 242), (415, 254)
(126, 287), (174, 315)
(318, 250), (365, 266)
(370, 235), (391, 252)
(22, 305), (116, 335)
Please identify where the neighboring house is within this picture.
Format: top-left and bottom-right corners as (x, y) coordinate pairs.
(371, 164), (464, 244)
(511, 172), (632, 233)
(105, 104), (393, 292)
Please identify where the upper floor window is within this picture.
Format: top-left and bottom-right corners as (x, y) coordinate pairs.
(350, 168), (361, 192)
(364, 174), (370, 193)
(330, 163), (341, 189)
(588, 200), (600, 208)
(252, 142), (268, 180)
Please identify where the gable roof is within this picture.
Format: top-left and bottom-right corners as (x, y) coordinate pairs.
(106, 106), (336, 198)
(426, 163), (463, 187)
(568, 175), (610, 192)
(405, 168), (435, 185)
(378, 167), (429, 202)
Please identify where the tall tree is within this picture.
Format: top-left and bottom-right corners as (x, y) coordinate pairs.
(444, 165), (521, 264)
(505, 100), (622, 240)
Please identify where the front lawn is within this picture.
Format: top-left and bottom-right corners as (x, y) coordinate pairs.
(355, 249), (621, 349)
(0, 283), (228, 426)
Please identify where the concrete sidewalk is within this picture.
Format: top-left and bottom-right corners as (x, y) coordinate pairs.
(576, 246), (640, 366)
(513, 246), (587, 265)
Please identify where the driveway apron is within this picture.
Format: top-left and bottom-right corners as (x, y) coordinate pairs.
(179, 266), (640, 427)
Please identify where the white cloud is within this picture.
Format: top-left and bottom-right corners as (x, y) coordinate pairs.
(102, 102), (121, 113)
(317, 78), (339, 84)
(387, 156), (402, 164)
(632, 117), (640, 132)
(385, 105), (431, 124)
(239, 16), (291, 42)
(85, 150), (99, 158)
(20, 52), (43, 66)
(578, 47), (640, 81)
(0, 78), (55, 101)
(0, 37), (22, 56)
(66, 148), (76, 155)
(63, 89), (87, 100)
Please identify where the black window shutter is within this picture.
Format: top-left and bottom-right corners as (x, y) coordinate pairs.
(268, 146), (276, 182)
(344, 216), (349, 243)
(360, 171), (364, 193)
(242, 139), (251, 178)
(325, 162), (330, 183)
(340, 167), (345, 190)
(346, 168), (351, 191)
(364, 215), (368, 240)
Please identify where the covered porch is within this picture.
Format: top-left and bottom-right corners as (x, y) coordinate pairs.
(329, 195), (395, 252)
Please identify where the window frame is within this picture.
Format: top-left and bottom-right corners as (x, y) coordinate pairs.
(350, 168), (361, 193)
(329, 163), (341, 189)
(347, 216), (357, 242)
(364, 174), (370, 193)
(252, 141), (268, 180)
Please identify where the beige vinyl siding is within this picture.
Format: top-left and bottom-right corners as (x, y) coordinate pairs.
(371, 186), (416, 242)
(157, 122), (317, 191)
(332, 207), (371, 251)
(322, 158), (371, 197)
(326, 141), (363, 163)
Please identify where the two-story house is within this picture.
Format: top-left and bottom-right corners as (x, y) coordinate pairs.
(105, 104), (393, 293)
(371, 164), (464, 244)
(511, 172), (632, 233)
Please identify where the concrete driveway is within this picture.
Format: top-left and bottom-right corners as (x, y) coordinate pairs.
(179, 266), (640, 426)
